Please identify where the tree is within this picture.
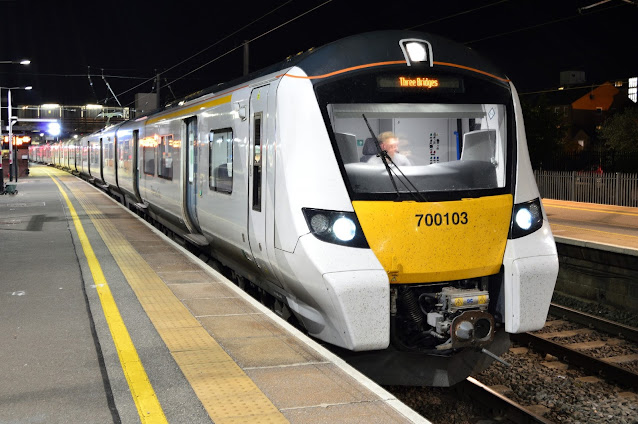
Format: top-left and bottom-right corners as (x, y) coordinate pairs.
(521, 96), (567, 169)
(599, 107), (638, 153)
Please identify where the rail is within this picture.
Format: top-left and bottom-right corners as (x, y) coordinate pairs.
(456, 378), (554, 423)
(511, 304), (638, 390)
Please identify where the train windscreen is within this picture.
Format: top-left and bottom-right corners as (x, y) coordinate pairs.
(317, 70), (512, 199)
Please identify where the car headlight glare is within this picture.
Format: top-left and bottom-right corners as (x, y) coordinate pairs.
(510, 198), (544, 239)
(302, 208), (368, 248)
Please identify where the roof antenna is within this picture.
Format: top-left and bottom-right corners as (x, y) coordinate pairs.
(101, 68), (122, 107)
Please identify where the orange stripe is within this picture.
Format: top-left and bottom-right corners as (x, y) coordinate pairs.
(283, 59), (510, 83)
(284, 60), (406, 79)
(433, 61), (510, 82)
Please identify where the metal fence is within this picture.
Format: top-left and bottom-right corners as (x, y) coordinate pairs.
(534, 170), (638, 207)
(534, 151), (638, 173)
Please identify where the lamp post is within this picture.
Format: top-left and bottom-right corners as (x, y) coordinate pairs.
(0, 59), (30, 190)
(4, 86), (33, 183)
(0, 60), (30, 65)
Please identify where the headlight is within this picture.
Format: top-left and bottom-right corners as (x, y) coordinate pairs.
(515, 208), (533, 230)
(302, 208), (368, 248)
(333, 217), (356, 241)
(509, 198), (543, 239)
(405, 42), (427, 62)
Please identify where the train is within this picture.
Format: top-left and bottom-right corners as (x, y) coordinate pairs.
(31, 30), (559, 386)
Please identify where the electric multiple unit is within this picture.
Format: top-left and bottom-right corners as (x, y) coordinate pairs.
(33, 30), (559, 386)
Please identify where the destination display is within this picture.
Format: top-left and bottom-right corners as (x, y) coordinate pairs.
(377, 75), (463, 92)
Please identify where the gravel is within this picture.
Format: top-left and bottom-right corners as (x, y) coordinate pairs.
(388, 347), (638, 423)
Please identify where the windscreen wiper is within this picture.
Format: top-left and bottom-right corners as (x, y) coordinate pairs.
(362, 114), (426, 202)
(361, 114), (400, 198)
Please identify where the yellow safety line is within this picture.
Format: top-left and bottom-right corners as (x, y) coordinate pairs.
(47, 171), (168, 424)
(544, 203), (638, 217)
(55, 170), (288, 422)
(551, 223), (638, 239)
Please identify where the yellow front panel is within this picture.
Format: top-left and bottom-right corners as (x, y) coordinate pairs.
(353, 194), (513, 283)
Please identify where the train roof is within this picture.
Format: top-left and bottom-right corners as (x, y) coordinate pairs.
(175, 30), (509, 106)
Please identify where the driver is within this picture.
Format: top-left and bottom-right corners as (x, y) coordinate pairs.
(368, 131), (411, 166)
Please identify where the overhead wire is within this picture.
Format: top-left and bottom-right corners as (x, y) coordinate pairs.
(34, 0), (632, 106)
(27, 0), (332, 107)
(163, 0), (334, 90)
(519, 78), (633, 96)
(405, 0), (510, 30)
(463, 0), (629, 44)
(111, 0), (296, 105)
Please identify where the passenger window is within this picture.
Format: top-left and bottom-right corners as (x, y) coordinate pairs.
(143, 146), (155, 176)
(158, 135), (173, 180)
(208, 128), (233, 193)
(90, 143), (100, 166)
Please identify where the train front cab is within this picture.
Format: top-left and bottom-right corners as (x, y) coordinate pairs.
(275, 46), (558, 385)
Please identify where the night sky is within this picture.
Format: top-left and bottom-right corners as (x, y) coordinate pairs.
(1, 0), (637, 109)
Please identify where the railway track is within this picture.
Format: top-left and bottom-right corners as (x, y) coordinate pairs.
(511, 303), (638, 390)
(389, 301), (638, 423)
(453, 378), (554, 423)
(387, 377), (556, 424)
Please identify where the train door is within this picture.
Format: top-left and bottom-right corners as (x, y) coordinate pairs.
(247, 86), (270, 273)
(113, 135), (119, 187)
(87, 142), (92, 176)
(132, 130), (143, 202)
(99, 138), (105, 182)
(184, 117), (202, 233)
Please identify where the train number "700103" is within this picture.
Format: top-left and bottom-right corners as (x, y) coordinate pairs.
(415, 212), (469, 227)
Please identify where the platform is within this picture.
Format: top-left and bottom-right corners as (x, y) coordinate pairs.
(543, 198), (638, 255)
(0, 165), (428, 424)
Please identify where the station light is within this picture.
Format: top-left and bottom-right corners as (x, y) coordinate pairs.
(47, 122), (61, 136)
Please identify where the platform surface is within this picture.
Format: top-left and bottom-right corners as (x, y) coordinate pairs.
(543, 198), (638, 254)
(0, 165), (427, 424)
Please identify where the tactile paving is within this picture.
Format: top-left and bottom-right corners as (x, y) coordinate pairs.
(62, 178), (288, 423)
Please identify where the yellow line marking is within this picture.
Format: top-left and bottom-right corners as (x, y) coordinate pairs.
(544, 203), (638, 217)
(551, 223), (638, 239)
(47, 170), (168, 424)
(57, 171), (288, 422)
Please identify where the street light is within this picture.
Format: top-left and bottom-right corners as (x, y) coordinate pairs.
(2, 86), (33, 183)
(0, 60), (30, 65)
(1, 58), (30, 190)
